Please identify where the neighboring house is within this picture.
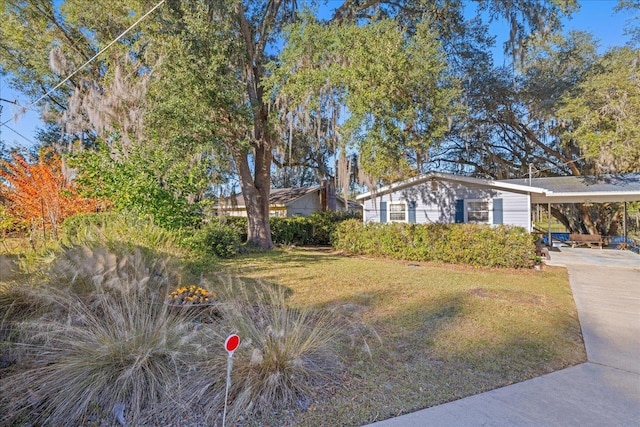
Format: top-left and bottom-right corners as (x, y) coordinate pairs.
(356, 172), (640, 234)
(216, 183), (362, 218)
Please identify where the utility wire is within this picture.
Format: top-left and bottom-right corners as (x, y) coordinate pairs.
(31, 0), (166, 108)
(2, 123), (36, 146)
(0, 0), (166, 141)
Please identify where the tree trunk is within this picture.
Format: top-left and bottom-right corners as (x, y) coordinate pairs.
(244, 183), (273, 248)
(233, 2), (278, 249)
(579, 204), (598, 234)
(234, 147), (274, 249)
(550, 206), (572, 231)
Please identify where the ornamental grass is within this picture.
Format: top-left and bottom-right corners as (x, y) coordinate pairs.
(0, 248), (204, 425)
(0, 245), (344, 426)
(176, 277), (344, 425)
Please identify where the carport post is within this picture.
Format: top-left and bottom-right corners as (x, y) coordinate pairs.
(623, 202), (628, 248)
(548, 203), (552, 247)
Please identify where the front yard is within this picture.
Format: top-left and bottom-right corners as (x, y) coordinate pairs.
(0, 239), (585, 426)
(217, 247), (586, 426)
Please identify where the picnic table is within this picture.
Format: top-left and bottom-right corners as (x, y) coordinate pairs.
(568, 233), (607, 249)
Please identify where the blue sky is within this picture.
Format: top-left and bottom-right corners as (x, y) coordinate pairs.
(0, 0), (635, 150)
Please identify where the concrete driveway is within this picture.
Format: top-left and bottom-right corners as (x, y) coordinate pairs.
(547, 247), (640, 374)
(366, 247), (640, 427)
(547, 245), (640, 270)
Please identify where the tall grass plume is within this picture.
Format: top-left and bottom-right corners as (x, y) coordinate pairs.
(190, 278), (344, 424)
(0, 247), (202, 425)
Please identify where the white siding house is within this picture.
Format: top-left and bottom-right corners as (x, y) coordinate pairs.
(357, 173), (539, 231)
(357, 172), (640, 244)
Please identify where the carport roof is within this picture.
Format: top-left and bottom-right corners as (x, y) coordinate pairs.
(499, 173), (640, 203)
(501, 173), (640, 193)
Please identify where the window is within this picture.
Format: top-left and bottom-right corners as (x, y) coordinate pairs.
(389, 202), (407, 222)
(465, 200), (490, 224)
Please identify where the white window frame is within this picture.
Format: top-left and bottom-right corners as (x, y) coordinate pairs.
(269, 209), (286, 218)
(388, 201), (408, 222)
(464, 199), (492, 224)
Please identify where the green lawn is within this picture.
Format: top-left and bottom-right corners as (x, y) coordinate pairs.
(1, 237), (585, 426)
(216, 247), (585, 426)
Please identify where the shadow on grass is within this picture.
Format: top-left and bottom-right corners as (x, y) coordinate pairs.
(297, 285), (586, 426)
(210, 248), (346, 283)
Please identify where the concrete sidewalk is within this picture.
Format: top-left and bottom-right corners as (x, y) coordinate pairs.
(366, 248), (640, 427)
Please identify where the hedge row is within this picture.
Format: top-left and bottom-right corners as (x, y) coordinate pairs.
(185, 211), (359, 257)
(215, 211), (359, 246)
(332, 219), (536, 268)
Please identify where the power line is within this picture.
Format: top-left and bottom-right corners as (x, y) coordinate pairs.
(0, 0), (166, 143)
(31, 0), (166, 108)
(2, 123), (36, 146)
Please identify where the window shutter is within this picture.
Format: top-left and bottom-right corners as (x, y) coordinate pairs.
(380, 201), (387, 223)
(455, 199), (464, 223)
(408, 201), (416, 223)
(493, 198), (503, 225)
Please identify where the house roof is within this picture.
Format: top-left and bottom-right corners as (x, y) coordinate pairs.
(343, 199), (364, 211)
(217, 185), (364, 211)
(356, 172), (640, 204)
(222, 186), (322, 208)
(355, 172), (545, 201)
(499, 173), (640, 203)
(500, 173), (640, 192)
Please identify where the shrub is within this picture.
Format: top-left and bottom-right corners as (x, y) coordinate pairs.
(61, 212), (185, 258)
(270, 216), (314, 245)
(270, 211), (360, 246)
(186, 221), (240, 258)
(307, 211), (360, 245)
(333, 221), (534, 268)
(207, 212), (358, 247)
(222, 216), (249, 242)
(68, 142), (205, 230)
(0, 151), (105, 237)
(0, 204), (27, 236)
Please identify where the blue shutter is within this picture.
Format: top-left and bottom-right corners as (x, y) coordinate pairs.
(455, 199), (464, 223)
(380, 201), (387, 223)
(408, 201), (416, 223)
(493, 198), (503, 225)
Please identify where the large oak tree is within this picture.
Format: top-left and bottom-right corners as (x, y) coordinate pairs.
(1, 0), (577, 248)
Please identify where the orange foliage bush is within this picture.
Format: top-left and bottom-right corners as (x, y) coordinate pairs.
(0, 151), (105, 235)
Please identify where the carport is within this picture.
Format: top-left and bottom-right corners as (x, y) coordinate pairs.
(500, 173), (640, 248)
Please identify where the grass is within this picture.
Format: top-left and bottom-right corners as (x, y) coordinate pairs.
(0, 249), (203, 425)
(187, 279), (344, 423)
(0, 231), (585, 426)
(0, 243), (346, 426)
(216, 247), (585, 426)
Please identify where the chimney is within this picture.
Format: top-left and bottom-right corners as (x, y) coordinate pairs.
(321, 180), (328, 212)
(327, 180), (337, 211)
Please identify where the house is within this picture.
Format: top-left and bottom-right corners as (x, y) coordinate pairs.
(356, 172), (640, 235)
(357, 172), (537, 230)
(216, 183), (362, 218)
